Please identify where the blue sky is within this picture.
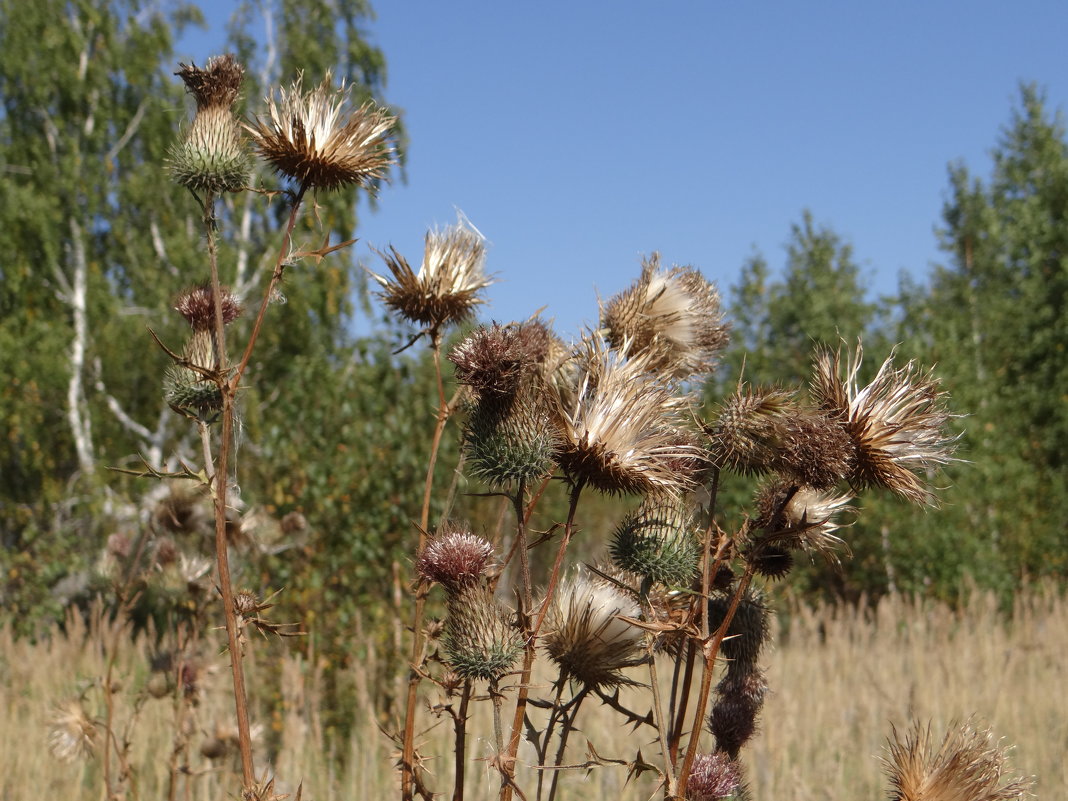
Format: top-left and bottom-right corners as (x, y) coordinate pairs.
(181, 2), (1068, 339)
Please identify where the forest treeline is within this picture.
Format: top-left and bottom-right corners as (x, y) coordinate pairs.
(2, 0), (1066, 651)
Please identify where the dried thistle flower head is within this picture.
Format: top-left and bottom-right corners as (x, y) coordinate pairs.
(554, 338), (703, 495)
(245, 72), (396, 192)
(812, 342), (959, 505)
(449, 322), (530, 399)
(416, 526), (494, 591)
(754, 480), (855, 565)
(686, 752), (743, 801)
(47, 700), (96, 763)
(543, 570), (645, 689)
(370, 214), (492, 331)
(708, 385), (854, 487)
(707, 588), (770, 667)
(442, 585), (522, 681)
(170, 54), (250, 193)
(709, 667), (768, 760)
(601, 253), (730, 379)
(175, 284), (244, 332)
(609, 500), (702, 588)
(883, 720), (1033, 801)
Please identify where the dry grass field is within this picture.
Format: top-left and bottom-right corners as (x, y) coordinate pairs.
(2, 586), (1062, 801)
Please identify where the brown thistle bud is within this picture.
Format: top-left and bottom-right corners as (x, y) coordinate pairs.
(609, 500), (702, 588)
(370, 215), (493, 331)
(707, 386), (797, 476)
(812, 342), (959, 505)
(174, 284), (243, 332)
(47, 700), (96, 763)
(709, 667), (768, 760)
(754, 480), (855, 564)
(883, 719), (1033, 801)
(450, 323), (530, 399)
(170, 55), (250, 193)
(601, 253), (730, 379)
(442, 585), (522, 681)
(543, 571), (645, 689)
(685, 752), (744, 801)
(707, 589), (770, 667)
(553, 337), (704, 495)
(245, 72), (396, 192)
(748, 544), (794, 580)
(416, 526), (494, 591)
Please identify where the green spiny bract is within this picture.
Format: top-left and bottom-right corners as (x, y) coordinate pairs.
(609, 501), (701, 588)
(442, 585), (522, 681)
(463, 389), (556, 489)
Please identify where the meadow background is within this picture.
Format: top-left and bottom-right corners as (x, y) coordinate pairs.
(1, 1), (1066, 798)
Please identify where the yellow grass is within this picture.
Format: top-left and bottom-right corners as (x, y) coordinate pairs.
(1, 587), (1062, 800)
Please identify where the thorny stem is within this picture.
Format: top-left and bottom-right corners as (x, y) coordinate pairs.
(676, 563), (756, 800)
(402, 334), (453, 800)
(668, 640), (697, 765)
(204, 188), (258, 789)
(534, 681), (567, 801)
(545, 688), (589, 801)
(500, 479), (585, 801)
(452, 681), (472, 801)
(644, 600), (677, 799)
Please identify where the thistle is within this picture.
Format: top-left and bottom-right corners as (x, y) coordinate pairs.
(812, 342), (958, 505)
(753, 480), (855, 565)
(609, 500), (702, 588)
(245, 72), (396, 192)
(463, 389), (556, 489)
(685, 752), (744, 801)
(170, 54), (251, 193)
(543, 571), (645, 689)
(441, 585), (522, 681)
(415, 526), (495, 591)
(553, 338), (703, 495)
(370, 215), (493, 332)
(601, 253), (730, 379)
(883, 720), (1033, 801)
(47, 700), (96, 763)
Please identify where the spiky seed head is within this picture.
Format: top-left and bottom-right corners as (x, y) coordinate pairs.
(450, 323), (531, 399)
(175, 284), (244, 332)
(754, 480), (855, 565)
(543, 571), (645, 689)
(47, 700), (96, 763)
(442, 585), (522, 681)
(234, 589), (263, 617)
(686, 752), (743, 801)
(416, 525), (494, 591)
(554, 338), (704, 495)
(709, 667), (768, 759)
(245, 72), (396, 192)
(749, 545), (794, 580)
(170, 55), (250, 193)
(463, 389), (556, 489)
(812, 342), (959, 505)
(370, 214), (493, 331)
(883, 720), (1033, 801)
(708, 386), (798, 476)
(707, 589), (770, 667)
(601, 253), (730, 379)
(776, 410), (855, 489)
(610, 501), (702, 587)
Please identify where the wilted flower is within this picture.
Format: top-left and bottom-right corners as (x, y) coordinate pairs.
(754, 480), (855, 564)
(812, 343), (958, 505)
(609, 500), (702, 587)
(245, 72), (396, 191)
(47, 700), (96, 763)
(601, 253), (730, 379)
(544, 571), (645, 689)
(685, 752), (743, 801)
(450, 321), (549, 400)
(709, 667), (768, 760)
(370, 215), (493, 331)
(170, 54), (250, 193)
(554, 338), (703, 495)
(174, 284), (243, 333)
(416, 526), (494, 591)
(883, 720), (1033, 801)
(442, 585), (522, 681)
